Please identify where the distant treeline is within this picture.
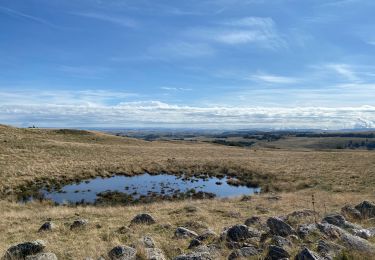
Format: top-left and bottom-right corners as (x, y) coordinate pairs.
(296, 133), (375, 138)
(210, 140), (256, 147)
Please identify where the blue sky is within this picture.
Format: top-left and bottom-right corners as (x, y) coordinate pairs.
(1, 0), (375, 129)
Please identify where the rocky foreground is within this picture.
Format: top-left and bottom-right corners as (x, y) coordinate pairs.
(3, 200), (375, 260)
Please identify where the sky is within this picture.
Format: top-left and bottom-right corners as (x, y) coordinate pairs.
(1, 0), (375, 129)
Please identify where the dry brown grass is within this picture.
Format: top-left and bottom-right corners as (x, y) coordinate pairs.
(1, 191), (374, 259)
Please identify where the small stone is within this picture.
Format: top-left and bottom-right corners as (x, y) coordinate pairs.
(196, 230), (218, 242)
(175, 227), (198, 239)
(4, 240), (46, 260)
(228, 247), (259, 259)
(271, 235), (292, 249)
(70, 219), (88, 230)
(188, 239), (202, 249)
(295, 247), (321, 260)
(317, 240), (344, 259)
(142, 236), (156, 248)
(108, 245), (136, 260)
(341, 205), (362, 220)
(226, 225), (260, 242)
(266, 245), (290, 260)
(267, 217), (295, 237)
(25, 253), (58, 260)
(145, 248), (166, 260)
(297, 224), (317, 239)
(355, 201), (375, 219)
(38, 222), (55, 232)
(322, 214), (346, 228)
(131, 213), (156, 225)
(244, 216), (261, 226)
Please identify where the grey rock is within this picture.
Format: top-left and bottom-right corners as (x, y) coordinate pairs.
(145, 248), (166, 260)
(322, 214), (346, 228)
(266, 245), (290, 260)
(175, 227), (198, 239)
(317, 240), (343, 259)
(272, 236), (292, 249)
(295, 247), (321, 260)
(267, 217), (295, 237)
(297, 224), (317, 239)
(287, 210), (316, 219)
(244, 216), (261, 226)
(173, 251), (212, 260)
(196, 230), (218, 242)
(38, 222), (55, 232)
(355, 201), (375, 219)
(141, 236), (155, 248)
(70, 219), (88, 230)
(3, 240), (46, 260)
(131, 213), (156, 225)
(353, 229), (372, 239)
(25, 253), (57, 260)
(108, 245), (136, 260)
(188, 239), (202, 249)
(341, 205), (362, 220)
(228, 247), (259, 260)
(226, 225), (260, 242)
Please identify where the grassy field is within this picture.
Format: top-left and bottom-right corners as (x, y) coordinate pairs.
(1, 124), (375, 258)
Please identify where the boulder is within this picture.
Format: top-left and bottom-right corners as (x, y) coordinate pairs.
(108, 245), (136, 260)
(228, 247), (259, 260)
(70, 219), (88, 230)
(145, 248), (166, 260)
(271, 235), (292, 249)
(266, 245), (290, 260)
(355, 201), (375, 219)
(3, 240), (46, 260)
(25, 253), (58, 260)
(295, 247), (321, 260)
(267, 217), (295, 237)
(226, 225), (260, 242)
(38, 222), (55, 232)
(131, 213), (156, 225)
(175, 227), (198, 239)
(322, 214), (346, 228)
(341, 205), (362, 220)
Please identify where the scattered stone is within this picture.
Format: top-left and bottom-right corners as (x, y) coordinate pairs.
(131, 213), (156, 225)
(355, 201), (375, 219)
(141, 236), (156, 248)
(297, 224), (317, 239)
(173, 252), (212, 260)
(341, 205), (362, 220)
(295, 247), (321, 260)
(287, 209), (316, 219)
(25, 253), (58, 260)
(3, 240), (46, 260)
(188, 239), (202, 249)
(267, 217), (295, 237)
(108, 245), (136, 260)
(353, 229), (372, 239)
(38, 222), (55, 232)
(244, 216), (261, 226)
(317, 240), (344, 259)
(145, 248), (166, 260)
(228, 246), (259, 259)
(266, 245), (290, 260)
(175, 227), (198, 239)
(196, 230), (218, 242)
(226, 225), (260, 242)
(70, 219), (88, 230)
(271, 235), (292, 249)
(322, 214), (346, 228)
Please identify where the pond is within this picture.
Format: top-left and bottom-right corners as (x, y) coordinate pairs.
(27, 173), (260, 204)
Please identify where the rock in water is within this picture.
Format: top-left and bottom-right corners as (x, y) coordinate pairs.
(3, 240), (46, 260)
(175, 227), (198, 238)
(108, 245), (136, 260)
(130, 213), (156, 225)
(266, 245), (290, 260)
(355, 201), (375, 219)
(267, 217), (295, 237)
(295, 247), (321, 260)
(25, 253), (58, 260)
(226, 225), (260, 242)
(70, 219), (88, 230)
(38, 222), (55, 232)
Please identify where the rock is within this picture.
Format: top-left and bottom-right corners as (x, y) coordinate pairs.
(141, 236), (156, 248)
(244, 216), (261, 226)
(38, 222), (55, 232)
(322, 214), (346, 228)
(25, 253), (58, 260)
(267, 217), (295, 237)
(341, 205), (362, 220)
(70, 219), (88, 230)
(226, 225), (260, 242)
(295, 247), (321, 260)
(353, 229), (372, 239)
(317, 240), (344, 259)
(196, 230), (218, 242)
(266, 245), (290, 260)
(297, 224), (317, 239)
(355, 201), (375, 219)
(145, 248), (166, 260)
(108, 245), (136, 260)
(228, 247), (259, 259)
(3, 240), (46, 260)
(173, 252), (212, 260)
(188, 239), (202, 249)
(271, 235), (292, 249)
(131, 213), (156, 225)
(287, 210), (316, 219)
(175, 227), (198, 239)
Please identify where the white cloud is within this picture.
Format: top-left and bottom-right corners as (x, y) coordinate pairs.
(149, 41), (215, 59)
(249, 72), (298, 84)
(161, 87), (192, 91)
(71, 12), (138, 28)
(325, 63), (360, 82)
